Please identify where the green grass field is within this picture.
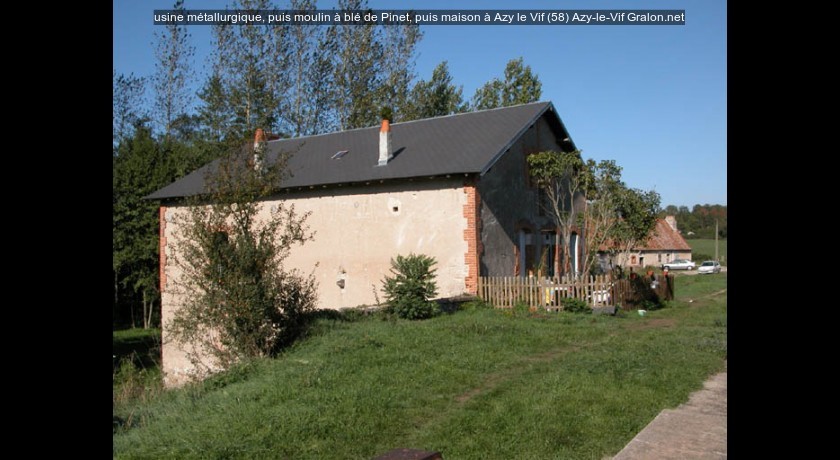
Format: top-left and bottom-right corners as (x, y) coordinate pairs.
(688, 238), (727, 264)
(113, 274), (727, 459)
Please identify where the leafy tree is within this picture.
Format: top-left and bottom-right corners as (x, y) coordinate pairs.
(113, 71), (147, 149)
(405, 61), (467, 120)
(197, 72), (233, 143)
(378, 17), (422, 122)
(471, 57), (542, 110)
(330, 0), (383, 129)
(208, 0), (287, 137)
(381, 254), (439, 320)
(580, 159), (625, 276)
(152, 0), (194, 140)
(613, 188), (662, 266)
(501, 57), (542, 105)
(528, 151), (660, 278)
(324, 0), (424, 128)
(113, 122), (170, 328)
(471, 78), (504, 111)
(302, 28), (338, 134)
(285, 0), (323, 136)
(194, 0), (423, 135)
(168, 134), (317, 373)
(527, 150), (587, 278)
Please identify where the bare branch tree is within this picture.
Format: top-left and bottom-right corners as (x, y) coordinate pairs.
(527, 150), (587, 278)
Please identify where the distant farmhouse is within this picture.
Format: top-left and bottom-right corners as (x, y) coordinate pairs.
(149, 101), (586, 385)
(600, 216), (692, 270)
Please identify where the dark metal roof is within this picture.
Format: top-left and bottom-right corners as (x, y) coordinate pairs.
(147, 101), (574, 200)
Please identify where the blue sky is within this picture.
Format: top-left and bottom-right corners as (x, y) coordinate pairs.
(113, 0), (726, 208)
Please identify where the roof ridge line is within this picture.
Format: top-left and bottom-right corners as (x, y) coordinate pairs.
(264, 101), (552, 145)
(391, 100), (550, 128)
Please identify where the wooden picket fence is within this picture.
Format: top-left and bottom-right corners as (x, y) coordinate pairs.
(477, 274), (674, 311)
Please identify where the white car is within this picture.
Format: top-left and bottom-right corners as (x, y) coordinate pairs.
(697, 260), (721, 274)
(661, 259), (696, 270)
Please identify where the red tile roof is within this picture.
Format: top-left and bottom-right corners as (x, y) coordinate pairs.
(636, 219), (692, 251)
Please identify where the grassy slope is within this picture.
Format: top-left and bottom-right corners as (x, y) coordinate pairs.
(688, 238), (727, 263)
(114, 274), (726, 459)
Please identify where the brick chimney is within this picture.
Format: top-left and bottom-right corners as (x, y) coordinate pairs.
(254, 128), (267, 171)
(665, 215), (678, 232)
(378, 119), (392, 166)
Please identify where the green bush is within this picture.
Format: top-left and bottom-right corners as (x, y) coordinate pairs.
(641, 298), (665, 311)
(561, 297), (591, 314)
(169, 144), (318, 371)
(381, 253), (440, 320)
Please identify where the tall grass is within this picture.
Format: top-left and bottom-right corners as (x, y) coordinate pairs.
(113, 328), (163, 431)
(114, 274), (726, 459)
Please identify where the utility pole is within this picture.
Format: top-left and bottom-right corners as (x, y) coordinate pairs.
(715, 219), (719, 261)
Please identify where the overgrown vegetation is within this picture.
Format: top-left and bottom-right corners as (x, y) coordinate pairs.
(114, 274), (726, 459)
(167, 136), (317, 374)
(640, 298), (664, 311)
(381, 253), (439, 320)
(561, 297), (591, 314)
(113, 358), (162, 413)
(113, 328), (163, 432)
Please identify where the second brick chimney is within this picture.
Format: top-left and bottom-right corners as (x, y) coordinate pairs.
(378, 119), (392, 166)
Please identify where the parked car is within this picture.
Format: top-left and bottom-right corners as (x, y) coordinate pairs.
(697, 260), (721, 274)
(661, 259), (696, 270)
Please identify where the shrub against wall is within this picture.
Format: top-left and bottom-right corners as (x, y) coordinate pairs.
(381, 253), (439, 320)
(168, 141), (317, 373)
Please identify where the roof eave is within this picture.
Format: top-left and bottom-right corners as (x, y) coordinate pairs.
(478, 101), (577, 177)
